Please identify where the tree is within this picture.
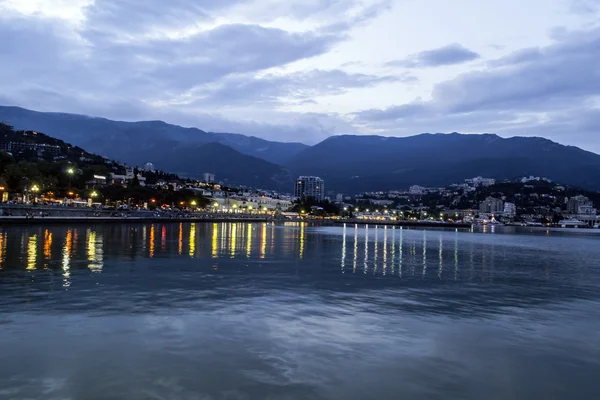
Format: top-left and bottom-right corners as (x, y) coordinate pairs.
(4, 161), (43, 192)
(0, 151), (15, 176)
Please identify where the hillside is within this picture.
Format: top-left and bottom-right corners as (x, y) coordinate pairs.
(0, 106), (308, 167)
(155, 142), (292, 189)
(287, 133), (600, 193)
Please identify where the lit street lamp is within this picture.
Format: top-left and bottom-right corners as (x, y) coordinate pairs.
(67, 168), (74, 189)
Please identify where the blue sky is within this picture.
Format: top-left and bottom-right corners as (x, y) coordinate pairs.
(1, 0), (599, 152)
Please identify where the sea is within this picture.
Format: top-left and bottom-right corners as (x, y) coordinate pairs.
(1, 222), (599, 400)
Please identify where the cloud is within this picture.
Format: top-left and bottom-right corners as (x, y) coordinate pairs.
(0, 0), (391, 143)
(178, 69), (407, 107)
(387, 43), (481, 68)
(354, 26), (600, 152)
(569, 0), (600, 14)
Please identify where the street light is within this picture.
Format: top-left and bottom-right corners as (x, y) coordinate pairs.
(67, 168), (74, 189)
(91, 191), (98, 198)
(31, 185), (40, 193)
(191, 200), (197, 206)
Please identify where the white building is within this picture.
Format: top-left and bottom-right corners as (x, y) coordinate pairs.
(503, 202), (517, 217)
(144, 162), (155, 172)
(409, 185), (426, 195)
(203, 172), (215, 183)
(479, 197), (504, 214)
(578, 204), (597, 216)
(210, 195), (292, 212)
(466, 176), (496, 187)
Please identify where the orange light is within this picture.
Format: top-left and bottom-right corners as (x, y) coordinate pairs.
(180, 201), (185, 205)
(151, 199), (156, 203)
(68, 191), (74, 196)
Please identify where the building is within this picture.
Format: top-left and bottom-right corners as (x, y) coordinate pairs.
(295, 176), (324, 201)
(577, 204), (597, 216)
(144, 162), (155, 172)
(567, 195), (592, 214)
(466, 177), (496, 187)
(479, 197), (504, 214)
(1, 141), (61, 155)
(503, 202), (517, 217)
(409, 185), (426, 195)
(203, 173), (215, 183)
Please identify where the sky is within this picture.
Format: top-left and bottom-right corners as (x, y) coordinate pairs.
(1, 0), (599, 152)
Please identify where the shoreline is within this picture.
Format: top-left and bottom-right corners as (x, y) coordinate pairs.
(332, 219), (472, 229)
(0, 215), (272, 225)
(0, 215), (471, 228)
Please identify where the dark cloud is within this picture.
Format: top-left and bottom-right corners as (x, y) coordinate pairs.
(387, 43), (480, 68)
(354, 26), (600, 153)
(184, 69), (407, 107)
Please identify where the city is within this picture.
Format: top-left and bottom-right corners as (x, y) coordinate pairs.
(1, 123), (598, 229)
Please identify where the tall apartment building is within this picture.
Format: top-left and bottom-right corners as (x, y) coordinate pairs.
(567, 195), (592, 214)
(203, 173), (216, 183)
(479, 197), (504, 214)
(295, 176), (325, 201)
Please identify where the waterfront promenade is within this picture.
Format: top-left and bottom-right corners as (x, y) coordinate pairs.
(0, 204), (271, 224)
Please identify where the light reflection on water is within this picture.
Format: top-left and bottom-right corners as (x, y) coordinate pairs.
(1, 222), (600, 399)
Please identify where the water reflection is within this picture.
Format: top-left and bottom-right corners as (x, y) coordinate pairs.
(86, 229), (103, 272)
(62, 229), (72, 286)
(0, 232), (5, 269)
(2, 222), (598, 286)
(44, 230), (52, 265)
(189, 223), (196, 258)
(26, 234), (37, 270)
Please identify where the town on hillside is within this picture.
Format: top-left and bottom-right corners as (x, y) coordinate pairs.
(0, 122), (598, 227)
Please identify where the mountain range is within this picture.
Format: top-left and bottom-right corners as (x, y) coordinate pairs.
(1, 105), (600, 193)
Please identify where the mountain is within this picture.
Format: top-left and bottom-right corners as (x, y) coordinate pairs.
(5, 105), (600, 194)
(287, 133), (600, 193)
(0, 106), (308, 166)
(157, 142), (292, 189)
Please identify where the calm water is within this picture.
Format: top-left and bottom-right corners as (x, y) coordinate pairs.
(1, 222), (600, 400)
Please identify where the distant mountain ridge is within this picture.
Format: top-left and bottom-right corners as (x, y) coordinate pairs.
(286, 133), (600, 193)
(0, 106), (308, 166)
(2, 106), (600, 193)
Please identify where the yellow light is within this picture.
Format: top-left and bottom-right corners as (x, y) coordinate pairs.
(91, 191), (98, 198)
(67, 168), (74, 175)
(31, 185), (40, 192)
(191, 200), (197, 206)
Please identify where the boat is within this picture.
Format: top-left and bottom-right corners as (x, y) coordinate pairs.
(558, 219), (585, 228)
